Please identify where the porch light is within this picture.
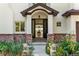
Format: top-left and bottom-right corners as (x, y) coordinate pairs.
(57, 21), (61, 27)
(38, 15), (40, 19)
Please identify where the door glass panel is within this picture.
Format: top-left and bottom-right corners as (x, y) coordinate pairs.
(35, 25), (43, 38)
(35, 20), (43, 38)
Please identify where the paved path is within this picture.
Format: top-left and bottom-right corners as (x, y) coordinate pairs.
(32, 42), (48, 56)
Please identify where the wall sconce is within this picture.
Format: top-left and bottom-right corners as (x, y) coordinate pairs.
(38, 15), (40, 19)
(57, 21), (61, 27)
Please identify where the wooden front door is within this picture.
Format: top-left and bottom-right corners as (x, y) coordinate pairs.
(76, 22), (79, 41)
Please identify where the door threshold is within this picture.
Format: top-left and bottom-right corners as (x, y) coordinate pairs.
(32, 42), (47, 45)
(32, 38), (47, 42)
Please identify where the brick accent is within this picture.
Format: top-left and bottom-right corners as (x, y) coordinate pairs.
(47, 33), (76, 43)
(54, 34), (66, 40)
(0, 34), (13, 41)
(54, 34), (76, 42)
(53, 34), (66, 43)
(47, 34), (66, 42)
(14, 34), (26, 42)
(25, 34), (32, 43)
(0, 34), (76, 42)
(0, 34), (31, 42)
(47, 34), (54, 41)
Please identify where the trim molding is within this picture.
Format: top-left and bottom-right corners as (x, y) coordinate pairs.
(21, 3), (59, 16)
(62, 9), (79, 17)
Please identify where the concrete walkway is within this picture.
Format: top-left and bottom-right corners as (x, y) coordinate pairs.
(32, 42), (48, 56)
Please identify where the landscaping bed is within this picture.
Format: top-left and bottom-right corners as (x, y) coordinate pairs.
(46, 35), (79, 56)
(0, 39), (34, 56)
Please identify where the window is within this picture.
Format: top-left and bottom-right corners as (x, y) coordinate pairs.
(15, 21), (25, 32)
(57, 22), (61, 27)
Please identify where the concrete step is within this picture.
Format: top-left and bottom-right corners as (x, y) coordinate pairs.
(32, 38), (47, 42)
(32, 42), (48, 56)
(32, 42), (46, 45)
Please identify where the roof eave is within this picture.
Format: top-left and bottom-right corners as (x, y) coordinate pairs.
(21, 3), (59, 17)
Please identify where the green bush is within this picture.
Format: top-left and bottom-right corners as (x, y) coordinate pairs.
(28, 44), (34, 56)
(55, 35), (79, 56)
(0, 41), (10, 55)
(55, 47), (65, 56)
(46, 39), (53, 55)
(0, 39), (24, 56)
(9, 41), (23, 56)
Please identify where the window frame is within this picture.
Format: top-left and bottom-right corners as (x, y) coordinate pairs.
(15, 21), (25, 33)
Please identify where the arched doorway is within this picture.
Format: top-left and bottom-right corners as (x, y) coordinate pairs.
(21, 3), (59, 43)
(32, 10), (48, 42)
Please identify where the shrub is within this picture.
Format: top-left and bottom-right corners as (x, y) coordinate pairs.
(55, 35), (79, 56)
(0, 39), (24, 56)
(9, 41), (23, 56)
(0, 41), (10, 55)
(46, 39), (53, 55)
(28, 44), (34, 56)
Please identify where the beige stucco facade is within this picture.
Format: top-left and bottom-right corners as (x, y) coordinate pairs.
(0, 3), (79, 42)
(0, 3), (72, 34)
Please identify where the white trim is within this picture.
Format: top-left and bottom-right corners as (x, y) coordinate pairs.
(14, 32), (25, 34)
(48, 15), (53, 34)
(26, 15), (32, 34)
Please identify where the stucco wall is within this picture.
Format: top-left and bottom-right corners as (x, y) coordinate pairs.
(0, 3), (77, 34)
(0, 4), (13, 34)
(70, 15), (79, 34)
(50, 3), (72, 33)
(73, 3), (79, 9)
(8, 4), (29, 33)
(9, 3), (28, 21)
(65, 15), (79, 35)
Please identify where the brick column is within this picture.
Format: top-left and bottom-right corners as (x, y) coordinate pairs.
(47, 34), (54, 41)
(25, 34), (32, 43)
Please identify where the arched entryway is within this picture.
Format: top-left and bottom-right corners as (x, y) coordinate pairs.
(21, 3), (59, 43)
(32, 10), (48, 42)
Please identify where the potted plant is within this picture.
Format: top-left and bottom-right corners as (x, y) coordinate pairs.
(37, 30), (41, 37)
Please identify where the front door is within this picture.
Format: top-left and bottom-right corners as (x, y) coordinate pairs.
(76, 22), (79, 41)
(32, 19), (48, 42)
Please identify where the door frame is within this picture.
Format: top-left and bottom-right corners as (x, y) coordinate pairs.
(76, 22), (79, 41)
(31, 18), (48, 39)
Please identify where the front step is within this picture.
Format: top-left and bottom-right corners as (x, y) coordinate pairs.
(32, 38), (47, 42)
(32, 42), (48, 56)
(32, 42), (47, 45)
